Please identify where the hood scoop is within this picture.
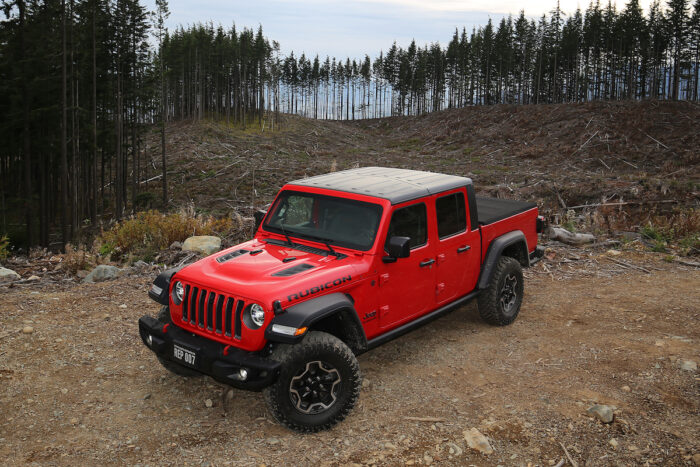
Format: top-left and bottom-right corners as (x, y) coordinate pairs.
(271, 263), (315, 277)
(216, 249), (249, 263)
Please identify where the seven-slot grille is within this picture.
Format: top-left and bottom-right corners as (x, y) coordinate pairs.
(178, 283), (246, 340)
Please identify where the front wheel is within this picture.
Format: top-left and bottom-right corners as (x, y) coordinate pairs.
(477, 256), (524, 326)
(263, 331), (361, 432)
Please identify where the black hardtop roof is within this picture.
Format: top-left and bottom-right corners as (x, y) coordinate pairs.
(289, 167), (472, 204)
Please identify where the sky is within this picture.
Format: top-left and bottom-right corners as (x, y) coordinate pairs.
(143, 0), (657, 59)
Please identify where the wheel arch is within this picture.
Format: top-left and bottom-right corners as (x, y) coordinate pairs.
(265, 293), (367, 354)
(477, 230), (529, 290)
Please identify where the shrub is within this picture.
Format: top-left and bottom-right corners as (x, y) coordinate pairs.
(97, 210), (241, 260)
(0, 234), (9, 261)
(641, 209), (699, 256)
(63, 244), (96, 274)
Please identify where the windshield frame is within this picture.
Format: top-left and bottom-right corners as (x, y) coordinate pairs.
(262, 189), (384, 252)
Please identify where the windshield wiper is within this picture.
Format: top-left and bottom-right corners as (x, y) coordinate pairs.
(278, 224), (294, 246)
(302, 234), (342, 258)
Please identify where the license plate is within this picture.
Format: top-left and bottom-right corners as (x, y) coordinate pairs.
(173, 344), (197, 368)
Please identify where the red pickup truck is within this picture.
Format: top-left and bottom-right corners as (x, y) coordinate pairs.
(139, 167), (544, 431)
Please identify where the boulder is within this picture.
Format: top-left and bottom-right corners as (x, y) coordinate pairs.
(182, 236), (221, 256)
(82, 265), (122, 283)
(132, 260), (150, 273)
(0, 267), (21, 281)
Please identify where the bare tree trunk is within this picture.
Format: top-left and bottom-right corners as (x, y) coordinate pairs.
(161, 48), (167, 208)
(91, 0), (97, 226)
(18, 0), (34, 248)
(70, 0), (78, 240)
(116, 65), (123, 219)
(61, 0), (69, 248)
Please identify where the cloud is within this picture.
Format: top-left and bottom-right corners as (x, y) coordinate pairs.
(144, 0), (656, 59)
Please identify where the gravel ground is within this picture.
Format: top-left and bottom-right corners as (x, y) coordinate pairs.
(1, 250), (698, 466)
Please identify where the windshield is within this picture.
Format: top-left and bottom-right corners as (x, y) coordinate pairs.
(263, 190), (383, 251)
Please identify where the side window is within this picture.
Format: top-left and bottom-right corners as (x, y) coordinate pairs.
(436, 192), (467, 239)
(386, 203), (427, 250)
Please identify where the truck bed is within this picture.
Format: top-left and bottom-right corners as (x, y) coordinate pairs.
(476, 196), (537, 226)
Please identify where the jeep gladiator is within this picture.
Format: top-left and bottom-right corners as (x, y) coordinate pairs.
(139, 167), (544, 431)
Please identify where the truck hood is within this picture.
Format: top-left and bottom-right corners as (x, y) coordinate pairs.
(174, 238), (365, 306)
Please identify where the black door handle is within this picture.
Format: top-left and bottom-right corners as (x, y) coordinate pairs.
(419, 259), (435, 267)
(457, 245), (471, 253)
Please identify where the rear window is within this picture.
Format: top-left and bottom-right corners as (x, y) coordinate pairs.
(436, 192), (467, 238)
(386, 203), (427, 250)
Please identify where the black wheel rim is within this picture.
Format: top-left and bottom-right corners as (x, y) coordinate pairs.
(289, 360), (342, 414)
(500, 273), (518, 315)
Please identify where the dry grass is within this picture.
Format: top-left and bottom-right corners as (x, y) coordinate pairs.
(62, 244), (97, 274)
(97, 210), (242, 261)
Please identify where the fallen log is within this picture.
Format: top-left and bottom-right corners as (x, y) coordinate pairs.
(549, 227), (595, 245)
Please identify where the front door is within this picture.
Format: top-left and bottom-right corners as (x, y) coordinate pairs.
(378, 201), (436, 330)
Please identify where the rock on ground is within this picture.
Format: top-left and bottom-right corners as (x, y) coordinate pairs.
(587, 404), (614, 423)
(0, 266), (20, 281)
(182, 236), (221, 256)
(82, 265), (122, 283)
(678, 359), (697, 372)
(463, 428), (493, 454)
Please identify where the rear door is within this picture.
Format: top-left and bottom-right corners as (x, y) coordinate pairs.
(434, 189), (481, 304)
(378, 201), (436, 330)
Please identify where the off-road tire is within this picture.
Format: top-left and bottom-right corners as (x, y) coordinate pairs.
(477, 256), (524, 326)
(263, 331), (361, 432)
(155, 306), (202, 378)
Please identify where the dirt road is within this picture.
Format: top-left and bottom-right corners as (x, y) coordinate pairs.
(1, 250), (698, 466)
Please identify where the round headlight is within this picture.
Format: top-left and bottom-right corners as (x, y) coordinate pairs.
(172, 281), (184, 305)
(249, 303), (266, 327)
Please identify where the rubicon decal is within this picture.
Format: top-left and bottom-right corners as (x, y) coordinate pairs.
(287, 275), (351, 302)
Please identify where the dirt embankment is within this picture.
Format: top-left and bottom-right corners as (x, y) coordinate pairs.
(140, 100), (698, 235)
(1, 247), (698, 466)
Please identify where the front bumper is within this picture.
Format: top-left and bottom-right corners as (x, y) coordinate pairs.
(138, 315), (281, 390)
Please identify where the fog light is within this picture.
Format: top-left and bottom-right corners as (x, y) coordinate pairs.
(238, 368), (248, 380)
(146, 334), (153, 346)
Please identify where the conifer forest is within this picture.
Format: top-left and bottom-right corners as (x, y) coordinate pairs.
(1, 0), (699, 249)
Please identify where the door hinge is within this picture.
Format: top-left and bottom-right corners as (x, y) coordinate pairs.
(379, 273), (390, 285)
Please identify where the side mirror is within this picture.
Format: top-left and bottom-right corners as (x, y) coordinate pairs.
(253, 209), (267, 233)
(383, 236), (410, 263)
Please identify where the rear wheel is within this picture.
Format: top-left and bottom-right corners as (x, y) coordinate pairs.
(263, 331), (361, 432)
(477, 256), (524, 326)
(155, 306), (202, 378)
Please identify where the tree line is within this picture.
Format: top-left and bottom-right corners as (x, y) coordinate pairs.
(1, 0), (699, 250)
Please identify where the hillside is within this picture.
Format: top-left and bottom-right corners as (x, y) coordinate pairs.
(141, 100), (699, 241)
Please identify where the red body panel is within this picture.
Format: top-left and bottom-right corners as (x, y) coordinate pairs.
(168, 183), (539, 351)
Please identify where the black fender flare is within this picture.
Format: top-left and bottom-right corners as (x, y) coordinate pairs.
(148, 266), (185, 305)
(477, 230), (528, 290)
(265, 293), (367, 350)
